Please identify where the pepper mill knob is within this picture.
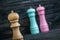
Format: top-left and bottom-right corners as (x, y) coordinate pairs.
(8, 10), (24, 40)
(37, 5), (45, 15)
(8, 11), (19, 22)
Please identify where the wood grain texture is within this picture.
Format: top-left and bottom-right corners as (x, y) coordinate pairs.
(8, 11), (24, 40)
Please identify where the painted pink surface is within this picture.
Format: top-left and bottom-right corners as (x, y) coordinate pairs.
(36, 5), (49, 32)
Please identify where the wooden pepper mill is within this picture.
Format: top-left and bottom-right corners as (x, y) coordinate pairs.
(8, 11), (24, 40)
(36, 5), (49, 32)
(27, 7), (39, 34)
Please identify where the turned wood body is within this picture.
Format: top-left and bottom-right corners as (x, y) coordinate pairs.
(8, 11), (24, 40)
(36, 5), (49, 32)
(27, 8), (39, 34)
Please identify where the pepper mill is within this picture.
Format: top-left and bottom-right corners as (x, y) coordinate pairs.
(36, 5), (49, 32)
(27, 7), (39, 34)
(8, 11), (24, 40)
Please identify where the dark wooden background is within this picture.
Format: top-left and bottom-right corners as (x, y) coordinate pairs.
(0, 0), (60, 40)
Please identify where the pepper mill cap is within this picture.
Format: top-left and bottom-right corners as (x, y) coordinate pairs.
(27, 7), (35, 13)
(36, 5), (45, 11)
(8, 10), (19, 21)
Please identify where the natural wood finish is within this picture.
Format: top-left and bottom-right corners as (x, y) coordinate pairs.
(8, 10), (24, 40)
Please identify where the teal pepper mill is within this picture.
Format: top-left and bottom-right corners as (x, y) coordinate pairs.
(27, 7), (40, 34)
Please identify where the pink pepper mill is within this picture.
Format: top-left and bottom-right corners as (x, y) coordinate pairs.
(36, 5), (49, 32)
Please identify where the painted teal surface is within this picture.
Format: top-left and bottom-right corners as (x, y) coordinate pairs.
(27, 8), (40, 34)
